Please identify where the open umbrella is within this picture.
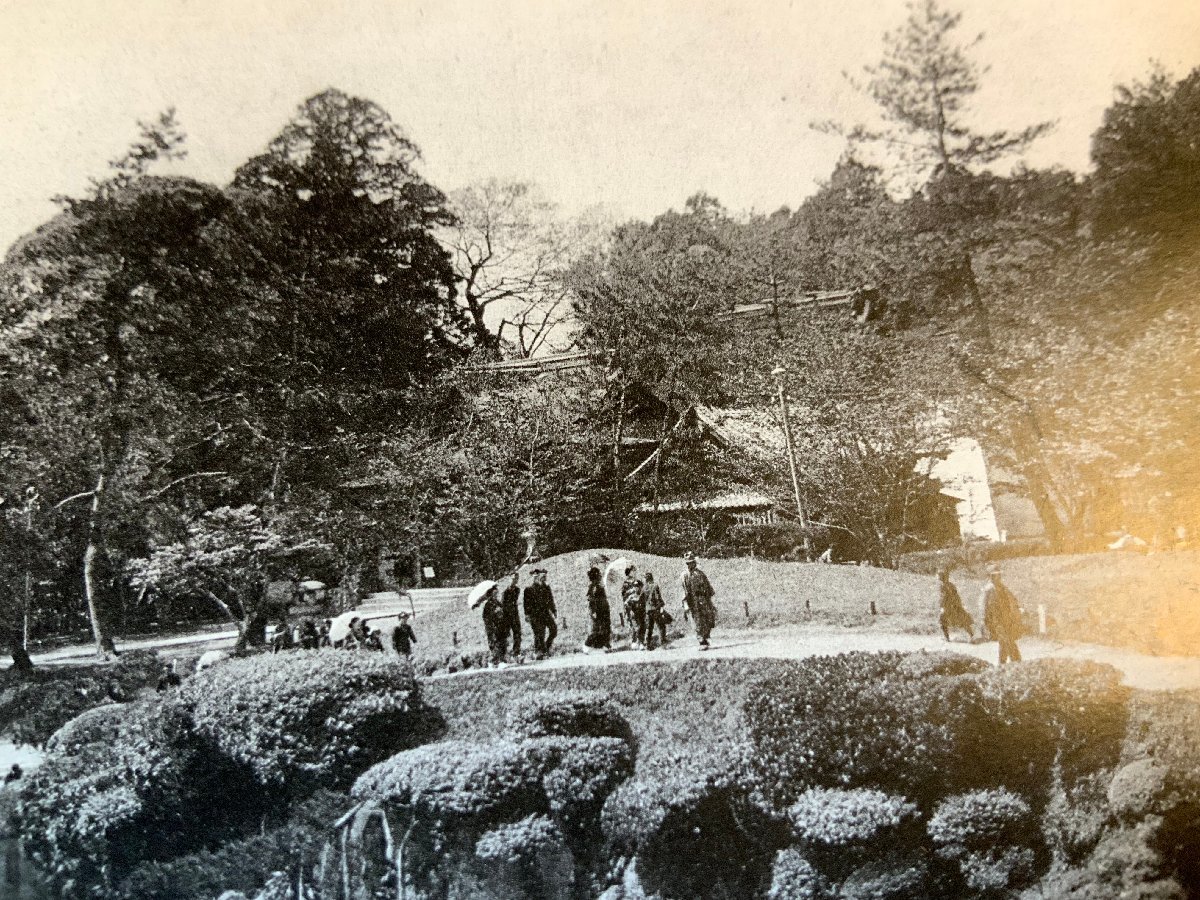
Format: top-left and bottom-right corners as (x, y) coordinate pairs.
(468, 580), (498, 610)
(604, 557), (631, 586)
(327, 611), (360, 644)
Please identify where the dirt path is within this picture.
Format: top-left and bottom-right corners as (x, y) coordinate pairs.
(441, 623), (1200, 692)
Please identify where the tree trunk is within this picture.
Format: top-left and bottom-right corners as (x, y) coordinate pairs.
(611, 385), (626, 493)
(82, 473), (109, 657)
(5, 628), (33, 673)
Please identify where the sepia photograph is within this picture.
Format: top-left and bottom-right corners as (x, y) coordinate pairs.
(1, 0), (1198, 897)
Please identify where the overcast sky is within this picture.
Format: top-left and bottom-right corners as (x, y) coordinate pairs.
(1, 0), (1197, 253)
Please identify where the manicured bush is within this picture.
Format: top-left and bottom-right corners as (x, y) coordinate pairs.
(0, 649), (167, 747)
(767, 848), (825, 900)
(114, 790), (352, 900)
(1034, 820), (1185, 899)
(475, 814), (565, 863)
(970, 659), (1129, 795)
(353, 739), (546, 822)
(507, 690), (632, 743)
(787, 788), (918, 846)
(179, 650), (435, 792)
(19, 699), (264, 899)
(928, 789), (1041, 892)
(746, 651), (987, 807)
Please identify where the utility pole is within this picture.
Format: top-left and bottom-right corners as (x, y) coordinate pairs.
(772, 367), (813, 561)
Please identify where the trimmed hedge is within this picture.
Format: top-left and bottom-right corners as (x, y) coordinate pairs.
(0, 650), (167, 747)
(507, 690), (632, 743)
(19, 699), (264, 899)
(746, 652), (989, 807)
(787, 788), (918, 846)
(178, 650), (434, 791)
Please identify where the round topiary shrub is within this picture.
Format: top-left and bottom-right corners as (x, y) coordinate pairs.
(19, 699), (263, 900)
(507, 690), (632, 742)
(928, 789), (1040, 892)
(767, 848), (825, 900)
(787, 788), (919, 846)
(353, 739), (545, 823)
(179, 650), (432, 792)
(475, 815), (565, 864)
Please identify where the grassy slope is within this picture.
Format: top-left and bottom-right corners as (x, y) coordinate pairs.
(409, 549), (940, 668)
(409, 548), (1200, 666)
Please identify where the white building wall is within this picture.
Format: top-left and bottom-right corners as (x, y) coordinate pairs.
(922, 437), (1002, 542)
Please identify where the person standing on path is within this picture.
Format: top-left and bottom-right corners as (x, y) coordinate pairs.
(642, 572), (670, 649)
(681, 551), (717, 649)
(938, 568), (974, 642)
(981, 565), (1024, 664)
(392, 611), (417, 657)
(523, 568), (558, 657)
(584, 566), (612, 651)
(621, 565), (647, 649)
(502, 573), (523, 657)
(480, 585), (508, 665)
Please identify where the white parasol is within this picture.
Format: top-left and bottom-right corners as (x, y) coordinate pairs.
(467, 580), (498, 609)
(327, 611), (361, 644)
(604, 556), (631, 586)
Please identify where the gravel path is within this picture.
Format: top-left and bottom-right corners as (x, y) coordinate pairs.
(449, 623), (1200, 692)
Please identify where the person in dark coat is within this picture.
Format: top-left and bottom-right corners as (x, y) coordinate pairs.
(298, 618), (320, 650)
(502, 573), (523, 657)
(643, 572), (671, 649)
(523, 568), (558, 657)
(621, 565), (647, 649)
(481, 586), (507, 665)
(156, 661), (182, 692)
(392, 611), (417, 656)
(584, 566), (612, 650)
(681, 551), (716, 649)
(981, 566), (1023, 664)
(938, 568), (974, 642)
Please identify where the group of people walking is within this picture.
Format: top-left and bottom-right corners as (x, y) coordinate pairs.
(937, 564), (1025, 664)
(583, 551), (717, 653)
(480, 551), (720, 664)
(481, 567), (559, 663)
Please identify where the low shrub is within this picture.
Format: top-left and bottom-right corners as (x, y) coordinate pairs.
(507, 690), (632, 743)
(179, 650), (437, 793)
(927, 789), (1035, 853)
(970, 659), (1129, 795)
(746, 651), (986, 807)
(114, 790), (352, 900)
(1034, 820), (1185, 899)
(767, 848), (825, 900)
(0, 649), (167, 746)
(787, 788), (918, 846)
(19, 699), (264, 899)
(353, 739), (546, 823)
(928, 789), (1041, 892)
(475, 814), (565, 863)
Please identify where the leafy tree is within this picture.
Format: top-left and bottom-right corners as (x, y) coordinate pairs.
(128, 505), (332, 650)
(835, 0), (1052, 184)
(0, 113), (251, 654)
(1090, 66), (1200, 240)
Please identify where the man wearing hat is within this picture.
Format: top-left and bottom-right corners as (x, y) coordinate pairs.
(681, 551), (717, 649)
(981, 566), (1023, 664)
(392, 611), (418, 657)
(523, 568), (558, 657)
